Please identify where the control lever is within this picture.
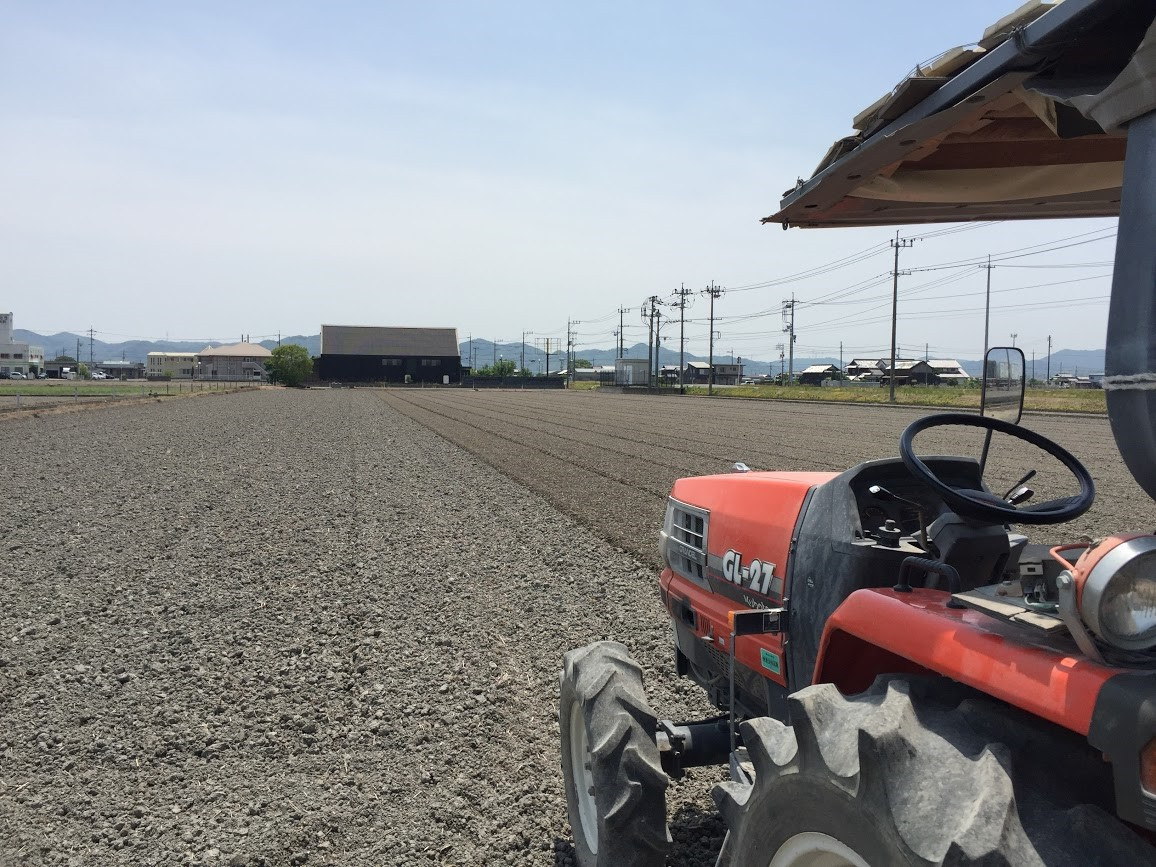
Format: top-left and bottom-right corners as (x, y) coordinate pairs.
(868, 484), (928, 550)
(1001, 470), (1036, 500)
(1006, 486), (1035, 505)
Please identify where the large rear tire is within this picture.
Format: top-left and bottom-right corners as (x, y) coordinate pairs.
(559, 641), (670, 867)
(714, 677), (1156, 866)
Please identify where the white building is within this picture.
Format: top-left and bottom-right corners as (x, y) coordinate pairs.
(0, 313), (45, 377)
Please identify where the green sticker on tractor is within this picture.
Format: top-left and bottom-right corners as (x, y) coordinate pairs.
(760, 649), (781, 675)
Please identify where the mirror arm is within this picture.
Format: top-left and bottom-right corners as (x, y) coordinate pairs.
(979, 428), (993, 479)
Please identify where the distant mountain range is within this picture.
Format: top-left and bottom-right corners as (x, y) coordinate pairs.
(15, 329), (1104, 379)
(16, 330), (321, 363)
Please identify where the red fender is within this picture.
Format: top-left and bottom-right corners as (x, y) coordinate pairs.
(813, 588), (1116, 736)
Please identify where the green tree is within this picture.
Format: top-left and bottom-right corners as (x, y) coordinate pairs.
(268, 344), (313, 386)
(573, 358), (593, 369)
(477, 359), (517, 377)
(78, 363), (90, 379)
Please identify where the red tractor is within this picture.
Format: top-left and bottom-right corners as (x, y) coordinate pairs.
(560, 1), (1156, 863)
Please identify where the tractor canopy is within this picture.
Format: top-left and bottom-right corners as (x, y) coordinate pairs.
(770, 0), (1156, 504)
(769, 0), (1156, 229)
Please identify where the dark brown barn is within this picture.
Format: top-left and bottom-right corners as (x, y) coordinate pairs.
(314, 325), (463, 384)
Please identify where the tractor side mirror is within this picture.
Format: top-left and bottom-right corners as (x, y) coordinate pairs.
(980, 347), (1025, 425)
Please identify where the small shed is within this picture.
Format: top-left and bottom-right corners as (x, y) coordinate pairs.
(615, 358), (650, 386)
(94, 360), (146, 380)
(799, 364), (839, 385)
(684, 361), (712, 384)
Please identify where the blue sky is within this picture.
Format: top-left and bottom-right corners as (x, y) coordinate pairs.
(1, 1), (1117, 362)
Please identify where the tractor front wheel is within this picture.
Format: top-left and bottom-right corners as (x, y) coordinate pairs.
(714, 676), (1156, 866)
(559, 641), (670, 867)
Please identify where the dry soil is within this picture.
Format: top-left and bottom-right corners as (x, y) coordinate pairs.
(3, 387), (1153, 867)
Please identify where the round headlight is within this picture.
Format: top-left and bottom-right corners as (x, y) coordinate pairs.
(1079, 536), (1156, 651)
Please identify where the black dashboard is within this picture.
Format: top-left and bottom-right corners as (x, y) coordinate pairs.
(841, 456), (986, 540)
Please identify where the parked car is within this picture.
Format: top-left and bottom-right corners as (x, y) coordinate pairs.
(9, 371), (26, 379)
(91, 371), (108, 380)
(0, 372), (10, 379)
(36, 372), (47, 379)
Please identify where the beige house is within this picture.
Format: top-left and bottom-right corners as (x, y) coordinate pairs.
(147, 352), (197, 379)
(196, 342), (272, 381)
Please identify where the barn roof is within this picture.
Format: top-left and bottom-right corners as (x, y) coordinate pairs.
(321, 325), (459, 357)
(801, 364), (838, 374)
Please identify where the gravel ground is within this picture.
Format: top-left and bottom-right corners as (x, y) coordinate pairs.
(4, 387), (1154, 867)
(0, 389), (722, 867)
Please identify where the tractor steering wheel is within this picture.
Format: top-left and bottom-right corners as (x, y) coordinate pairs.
(899, 413), (1095, 525)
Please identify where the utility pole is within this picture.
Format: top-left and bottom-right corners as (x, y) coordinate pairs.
(673, 284), (690, 393)
(89, 327), (95, 368)
(703, 283), (723, 395)
(654, 310), (664, 385)
(618, 306), (627, 359)
(839, 341), (843, 376)
(1010, 332), (1018, 347)
(493, 339), (498, 368)
(782, 295), (796, 386)
(1047, 334), (1052, 384)
(277, 332), (281, 348)
(1032, 351), (1036, 382)
(925, 343), (929, 362)
(567, 320), (581, 385)
(889, 232), (916, 402)
(776, 343), (785, 382)
(643, 297), (660, 387)
(982, 255), (992, 361)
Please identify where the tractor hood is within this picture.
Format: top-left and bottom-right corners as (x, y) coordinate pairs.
(769, 0), (1156, 503)
(769, 0), (1156, 229)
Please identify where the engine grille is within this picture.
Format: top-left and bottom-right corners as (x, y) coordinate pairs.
(669, 499), (708, 582)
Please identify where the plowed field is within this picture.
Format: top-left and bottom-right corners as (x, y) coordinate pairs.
(383, 388), (1156, 561)
(3, 387), (1152, 867)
